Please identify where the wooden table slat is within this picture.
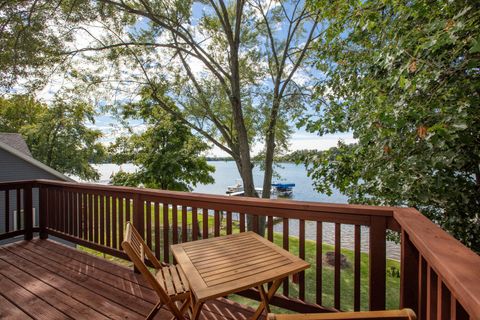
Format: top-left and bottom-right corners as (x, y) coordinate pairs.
(171, 231), (310, 304)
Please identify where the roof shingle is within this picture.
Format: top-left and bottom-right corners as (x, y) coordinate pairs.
(0, 133), (32, 156)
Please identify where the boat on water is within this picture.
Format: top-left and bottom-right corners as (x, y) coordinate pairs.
(272, 183), (295, 197)
(227, 180), (295, 198)
(226, 180), (271, 196)
(226, 179), (243, 194)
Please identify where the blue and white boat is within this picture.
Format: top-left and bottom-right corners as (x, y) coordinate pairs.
(272, 183), (295, 197)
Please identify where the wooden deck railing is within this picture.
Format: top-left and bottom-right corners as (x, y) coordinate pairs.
(0, 180), (478, 319)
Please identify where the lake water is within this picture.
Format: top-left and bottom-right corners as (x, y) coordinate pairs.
(93, 162), (400, 259)
(93, 161), (348, 202)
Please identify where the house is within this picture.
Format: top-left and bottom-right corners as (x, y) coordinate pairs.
(0, 133), (73, 234)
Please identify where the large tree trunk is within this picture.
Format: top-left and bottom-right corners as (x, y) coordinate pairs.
(262, 96), (281, 199)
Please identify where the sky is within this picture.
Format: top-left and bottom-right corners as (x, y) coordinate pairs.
(92, 113), (355, 157)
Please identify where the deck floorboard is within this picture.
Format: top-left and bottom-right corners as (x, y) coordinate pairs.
(0, 239), (262, 320)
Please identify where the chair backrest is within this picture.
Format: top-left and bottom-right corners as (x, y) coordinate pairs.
(122, 221), (170, 302)
(267, 308), (416, 320)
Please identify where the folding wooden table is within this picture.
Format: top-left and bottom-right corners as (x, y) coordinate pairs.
(171, 231), (310, 320)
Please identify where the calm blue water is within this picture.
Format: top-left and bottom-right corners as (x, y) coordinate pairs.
(94, 161), (348, 203)
(192, 161), (348, 203)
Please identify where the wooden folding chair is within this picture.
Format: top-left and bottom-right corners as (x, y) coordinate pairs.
(122, 222), (190, 320)
(267, 308), (416, 320)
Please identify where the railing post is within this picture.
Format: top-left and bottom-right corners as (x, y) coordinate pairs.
(39, 187), (48, 239)
(400, 230), (419, 313)
(23, 184), (33, 240)
(369, 216), (386, 310)
(133, 193), (144, 273)
(133, 193), (144, 239)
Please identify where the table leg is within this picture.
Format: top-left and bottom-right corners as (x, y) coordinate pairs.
(258, 284), (271, 314)
(252, 278), (284, 320)
(190, 295), (204, 320)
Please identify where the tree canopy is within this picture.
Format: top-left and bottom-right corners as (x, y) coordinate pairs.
(0, 94), (105, 180)
(302, 0), (480, 251)
(0, 0), (320, 201)
(109, 90), (215, 191)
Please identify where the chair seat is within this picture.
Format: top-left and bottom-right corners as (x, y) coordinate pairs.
(155, 264), (190, 299)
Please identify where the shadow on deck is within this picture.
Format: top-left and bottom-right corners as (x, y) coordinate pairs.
(0, 238), (262, 319)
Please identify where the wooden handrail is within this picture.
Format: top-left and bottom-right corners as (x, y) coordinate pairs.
(0, 179), (478, 318)
(395, 208), (480, 319)
(2, 179), (395, 216)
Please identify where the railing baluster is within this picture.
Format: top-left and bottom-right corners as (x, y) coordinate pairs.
(118, 197), (124, 245)
(61, 190), (66, 233)
(48, 188), (58, 230)
(125, 196), (130, 222)
(192, 207), (198, 240)
(316, 221), (323, 306)
(451, 296), (457, 320)
(134, 194), (144, 243)
(100, 194), (105, 245)
(88, 193), (93, 242)
(172, 205), (178, 244)
(299, 219), (305, 300)
(354, 225), (361, 311)
(214, 210), (220, 237)
(282, 218), (289, 296)
(438, 279), (450, 320)
(73, 192), (78, 238)
(252, 214), (259, 234)
(94, 194), (100, 243)
(155, 202), (160, 260)
(23, 185), (32, 240)
(334, 223), (341, 309)
(202, 208), (208, 239)
(163, 203), (169, 263)
(105, 195), (110, 247)
(267, 216), (273, 241)
(65, 190), (70, 235)
(400, 230), (419, 313)
(182, 206), (187, 242)
(113, 197), (118, 249)
(226, 211), (232, 235)
(14, 188), (20, 231)
(369, 216), (386, 310)
(5, 190), (9, 232)
(427, 266), (438, 319)
(239, 212), (245, 233)
(39, 187), (47, 239)
(82, 192), (87, 239)
(419, 255), (427, 320)
(146, 201), (152, 249)
(70, 191), (74, 236)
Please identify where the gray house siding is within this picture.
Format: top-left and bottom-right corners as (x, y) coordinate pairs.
(0, 149), (64, 233)
(0, 148), (62, 182)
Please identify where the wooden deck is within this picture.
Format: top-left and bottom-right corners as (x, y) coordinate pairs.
(0, 238), (262, 320)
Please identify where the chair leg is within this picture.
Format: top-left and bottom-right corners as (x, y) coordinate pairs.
(146, 301), (163, 320)
(166, 300), (187, 320)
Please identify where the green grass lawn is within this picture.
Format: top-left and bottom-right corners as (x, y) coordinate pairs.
(79, 208), (400, 313)
(229, 234), (400, 313)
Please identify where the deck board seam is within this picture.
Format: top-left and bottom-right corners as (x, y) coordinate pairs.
(0, 262), (75, 320)
(35, 239), (151, 289)
(0, 241), (263, 320)
(1, 246), (148, 318)
(0, 285), (36, 320)
(18, 242), (157, 304)
(0, 248), (135, 320)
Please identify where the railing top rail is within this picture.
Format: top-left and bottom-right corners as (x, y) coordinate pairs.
(26, 179), (395, 217)
(394, 208), (480, 319)
(0, 180), (33, 190)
